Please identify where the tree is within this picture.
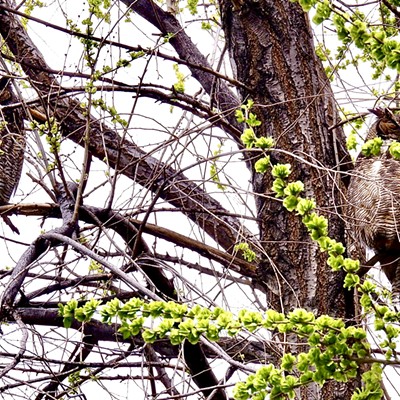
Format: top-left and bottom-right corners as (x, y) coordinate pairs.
(0, 0), (398, 399)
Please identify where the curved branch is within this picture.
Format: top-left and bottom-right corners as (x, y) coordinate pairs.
(0, 203), (257, 278)
(35, 334), (97, 400)
(121, 0), (243, 140)
(0, 184), (77, 316)
(0, 3), (248, 92)
(15, 307), (279, 365)
(0, 0), (251, 255)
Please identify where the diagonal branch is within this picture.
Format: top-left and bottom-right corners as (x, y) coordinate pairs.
(0, 184), (77, 316)
(121, 0), (243, 140)
(0, 203), (257, 278)
(0, 0), (252, 255)
(15, 307), (279, 365)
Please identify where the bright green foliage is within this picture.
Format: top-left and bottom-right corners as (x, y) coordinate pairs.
(210, 143), (227, 190)
(292, 0), (400, 78)
(255, 136), (274, 149)
(361, 137), (383, 157)
(22, 0), (44, 27)
(88, 0), (111, 22)
(254, 156), (271, 173)
(292, 0), (316, 13)
(352, 364), (383, 400)
(173, 63), (185, 93)
(31, 118), (62, 154)
(235, 99), (262, 127)
(187, 0), (198, 14)
(91, 98), (128, 127)
(58, 98), (400, 399)
(234, 242), (257, 262)
(349, 20), (369, 49)
(61, 297), (375, 400)
(272, 178), (287, 198)
(240, 128), (257, 148)
(271, 164), (291, 179)
(59, 299), (78, 329)
(229, 307), (373, 399)
(312, 0), (331, 25)
(332, 13), (350, 43)
(296, 198), (316, 215)
(346, 132), (358, 151)
(389, 141), (400, 159)
(282, 181), (304, 211)
(201, 21), (212, 30)
(88, 260), (104, 273)
(58, 298), (101, 328)
(284, 181), (304, 196)
(302, 213), (328, 240)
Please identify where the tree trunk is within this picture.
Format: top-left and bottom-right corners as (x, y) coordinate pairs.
(221, 0), (357, 398)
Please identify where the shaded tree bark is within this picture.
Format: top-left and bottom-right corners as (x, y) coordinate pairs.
(220, 1), (357, 398)
(221, 0), (352, 316)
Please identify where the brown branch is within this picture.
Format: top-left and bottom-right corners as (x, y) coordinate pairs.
(0, 184), (77, 318)
(35, 334), (97, 400)
(0, 0), (250, 256)
(0, 312), (28, 379)
(0, 5), (255, 398)
(120, 0), (242, 137)
(0, 202), (257, 278)
(14, 307), (278, 365)
(0, 3), (249, 92)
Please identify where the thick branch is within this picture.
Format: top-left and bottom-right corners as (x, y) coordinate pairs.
(0, 203), (257, 278)
(15, 307), (279, 365)
(121, 0), (242, 139)
(0, 184), (77, 316)
(0, 0), (251, 255)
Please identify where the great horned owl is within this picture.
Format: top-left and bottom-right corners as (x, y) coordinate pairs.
(347, 108), (400, 295)
(0, 76), (25, 205)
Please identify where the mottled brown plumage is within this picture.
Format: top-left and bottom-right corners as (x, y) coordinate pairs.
(0, 76), (25, 205)
(347, 108), (400, 295)
(368, 108), (400, 140)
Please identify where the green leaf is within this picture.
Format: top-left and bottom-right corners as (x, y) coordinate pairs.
(296, 198), (316, 215)
(342, 258), (360, 273)
(272, 178), (286, 197)
(297, 0), (317, 12)
(288, 308), (315, 324)
(232, 381), (250, 400)
(390, 141), (400, 159)
(206, 324), (220, 341)
(255, 156), (271, 173)
(255, 136), (274, 149)
(312, 0), (331, 25)
(235, 109), (245, 123)
(343, 273), (360, 289)
(170, 328), (185, 345)
(142, 329), (158, 343)
(283, 195), (299, 211)
(240, 128), (256, 148)
(281, 353), (296, 371)
(283, 181), (304, 196)
(346, 132), (358, 150)
(247, 112), (262, 127)
(361, 137), (383, 157)
(271, 164), (291, 179)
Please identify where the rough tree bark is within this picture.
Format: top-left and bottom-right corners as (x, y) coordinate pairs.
(220, 0), (357, 398)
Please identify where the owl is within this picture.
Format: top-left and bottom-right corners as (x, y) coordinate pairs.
(0, 76), (25, 205)
(347, 108), (400, 295)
